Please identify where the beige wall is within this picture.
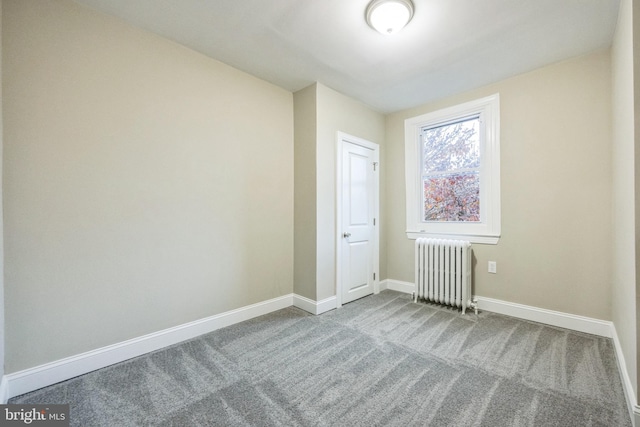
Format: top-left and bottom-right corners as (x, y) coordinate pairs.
(315, 83), (385, 300)
(386, 51), (613, 320)
(293, 84), (317, 300)
(3, 0), (294, 372)
(634, 0), (640, 407)
(293, 82), (385, 302)
(0, 0), (4, 382)
(611, 0), (637, 400)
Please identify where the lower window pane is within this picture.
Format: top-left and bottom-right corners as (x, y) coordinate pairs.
(423, 173), (480, 222)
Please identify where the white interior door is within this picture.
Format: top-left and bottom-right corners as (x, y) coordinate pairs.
(340, 139), (377, 305)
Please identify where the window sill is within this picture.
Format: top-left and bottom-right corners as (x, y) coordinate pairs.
(406, 231), (499, 245)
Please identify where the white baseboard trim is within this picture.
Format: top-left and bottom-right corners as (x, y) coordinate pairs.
(611, 323), (640, 427)
(292, 294), (316, 314)
(293, 294), (337, 315)
(475, 296), (611, 337)
(2, 281), (633, 421)
(3, 293), (294, 402)
(380, 279), (415, 295)
(316, 296), (338, 314)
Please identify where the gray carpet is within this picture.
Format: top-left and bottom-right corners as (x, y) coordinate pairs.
(10, 290), (631, 426)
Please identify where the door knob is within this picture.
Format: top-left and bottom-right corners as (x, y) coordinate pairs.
(343, 232), (351, 238)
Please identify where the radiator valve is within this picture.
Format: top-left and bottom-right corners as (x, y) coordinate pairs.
(470, 299), (478, 316)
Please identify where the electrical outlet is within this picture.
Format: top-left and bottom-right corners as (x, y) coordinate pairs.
(488, 261), (497, 274)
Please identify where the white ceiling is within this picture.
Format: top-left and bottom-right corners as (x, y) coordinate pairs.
(73, 0), (621, 113)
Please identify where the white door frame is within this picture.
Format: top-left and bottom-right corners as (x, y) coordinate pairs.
(335, 131), (380, 308)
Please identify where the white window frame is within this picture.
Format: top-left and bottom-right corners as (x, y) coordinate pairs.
(405, 94), (501, 244)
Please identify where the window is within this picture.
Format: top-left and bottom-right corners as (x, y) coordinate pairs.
(405, 94), (500, 244)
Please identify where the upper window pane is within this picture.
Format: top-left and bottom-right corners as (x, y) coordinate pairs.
(422, 117), (480, 174)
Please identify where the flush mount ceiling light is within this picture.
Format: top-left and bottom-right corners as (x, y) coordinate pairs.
(365, 0), (414, 35)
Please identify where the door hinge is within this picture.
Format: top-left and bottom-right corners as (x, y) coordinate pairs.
(373, 218), (376, 226)
(373, 273), (376, 280)
(373, 162), (378, 171)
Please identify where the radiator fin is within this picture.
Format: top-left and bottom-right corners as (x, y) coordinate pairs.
(414, 238), (472, 314)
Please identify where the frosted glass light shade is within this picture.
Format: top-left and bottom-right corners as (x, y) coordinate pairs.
(366, 0), (414, 35)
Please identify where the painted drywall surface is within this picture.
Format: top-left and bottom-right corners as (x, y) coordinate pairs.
(611, 0), (637, 400)
(293, 84), (318, 301)
(386, 51), (613, 320)
(4, 0), (294, 372)
(315, 83), (385, 301)
(0, 0), (5, 383)
(634, 0), (640, 401)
